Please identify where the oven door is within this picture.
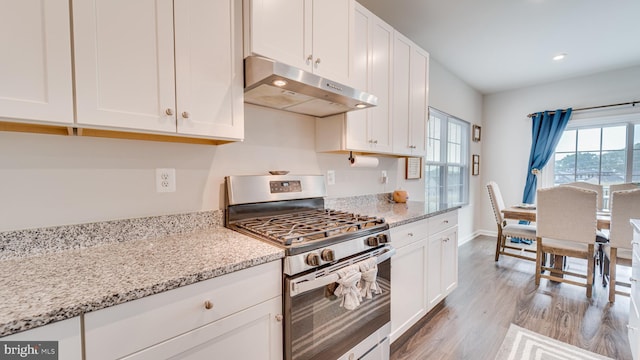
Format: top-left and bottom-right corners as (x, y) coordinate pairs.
(284, 246), (394, 360)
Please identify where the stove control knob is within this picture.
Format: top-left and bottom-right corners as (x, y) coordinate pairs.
(376, 233), (389, 244)
(321, 249), (335, 262)
(306, 253), (321, 266)
(367, 236), (379, 247)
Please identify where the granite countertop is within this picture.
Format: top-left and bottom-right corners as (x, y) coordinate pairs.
(0, 195), (459, 337)
(0, 226), (283, 337)
(327, 196), (460, 228)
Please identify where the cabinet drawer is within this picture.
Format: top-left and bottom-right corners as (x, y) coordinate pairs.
(391, 219), (428, 248)
(428, 211), (458, 236)
(85, 261), (281, 360)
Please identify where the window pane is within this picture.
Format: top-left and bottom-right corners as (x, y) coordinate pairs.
(426, 115), (441, 162)
(634, 124), (640, 182)
(575, 151), (600, 182)
(556, 129), (576, 152)
(425, 165), (442, 212)
(602, 126), (626, 150)
(601, 150), (626, 184)
(447, 166), (464, 205)
(577, 128), (601, 151)
(554, 152), (575, 185)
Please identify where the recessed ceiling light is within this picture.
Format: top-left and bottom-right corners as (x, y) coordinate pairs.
(553, 53), (567, 61)
(272, 79), (287, 87)
(355, 103), (367, 109)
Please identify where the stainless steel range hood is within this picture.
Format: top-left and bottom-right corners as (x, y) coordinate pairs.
(243, 56), (377, 118)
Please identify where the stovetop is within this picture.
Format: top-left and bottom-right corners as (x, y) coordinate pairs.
(232, 208), (386, 246)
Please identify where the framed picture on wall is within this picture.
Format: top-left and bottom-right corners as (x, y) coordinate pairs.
(472, 125), (481, 142)
(405, 157), (422, 179)
(472, 154), (480, 176)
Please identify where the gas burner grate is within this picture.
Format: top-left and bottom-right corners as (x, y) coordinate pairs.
(234, 209), (385, 246)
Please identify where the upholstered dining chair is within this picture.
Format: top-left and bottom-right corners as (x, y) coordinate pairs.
(487, 181), (537, 262)
(603, 188), (640, 302)
(535, 186), (598, 298)
(609, 183), (639, 209)
(563, 181), (604, 211)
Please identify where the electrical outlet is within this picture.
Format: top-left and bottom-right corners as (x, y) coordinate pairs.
(381, 170), (388, 184)
(327, 170), (336, 185)
(156, 168), (176, 193)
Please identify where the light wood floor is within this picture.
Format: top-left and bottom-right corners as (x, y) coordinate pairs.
(390, 235), (632, 360)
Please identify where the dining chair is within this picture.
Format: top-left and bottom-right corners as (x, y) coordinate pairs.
(562, 181), (604, 211)
(535, 186), (598, 298)
(603, 188), (640, 302)
(609, 183), (639, 209)
(486, 181), (537, 262)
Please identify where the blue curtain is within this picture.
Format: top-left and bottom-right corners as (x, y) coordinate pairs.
(522, 108), (572, 204)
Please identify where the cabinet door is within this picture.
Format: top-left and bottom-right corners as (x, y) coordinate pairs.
(3, 317), (82, 360)
(390, 239), (427, 342)
(426, 234), (444, 310)
(73, 0), (177, 132)
(441, 227), (458, 295)
(0, 0), (73, 124)
(174, 0), (243, 139)
(368, 18), (393, 153)
(311, 0), (350, 84)
(245, 0), (311, 72)
(123, 297), (283, 360)
(392, 32), (412, 155)
(409, 46), (429, 156)
(344, 3), (372, 152)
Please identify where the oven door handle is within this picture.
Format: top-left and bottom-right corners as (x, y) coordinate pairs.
(289, 246), (395, 297)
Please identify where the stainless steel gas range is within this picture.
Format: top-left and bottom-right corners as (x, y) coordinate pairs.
(225, 174), (394, 360)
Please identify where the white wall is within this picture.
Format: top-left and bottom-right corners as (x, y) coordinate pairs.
(0, 104), (406, 231)
(479, 65), (640, 234)
(428, 59), (484, 244)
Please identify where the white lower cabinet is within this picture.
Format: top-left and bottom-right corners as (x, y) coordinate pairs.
(390, 211), (458, 343)
(2, 317), (82, 360)
(84, 261), (282, 360)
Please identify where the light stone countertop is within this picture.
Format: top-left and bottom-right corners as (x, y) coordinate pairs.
(0, 196), (459, 337)
(0, 226), (283, 337)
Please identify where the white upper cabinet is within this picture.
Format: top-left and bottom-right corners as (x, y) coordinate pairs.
(0, 0), (73, 124)
(315, 2), (393, 154)
(73, 0), (243, 140)
(392, 32), (429, 156)
(244, 0), (351, 85)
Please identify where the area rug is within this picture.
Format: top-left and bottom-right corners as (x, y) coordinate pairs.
(495, 324), (614, 360)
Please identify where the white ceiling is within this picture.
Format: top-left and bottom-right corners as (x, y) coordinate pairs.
(357, 0), (640, 94)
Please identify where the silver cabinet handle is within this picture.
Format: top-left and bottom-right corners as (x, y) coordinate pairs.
(204, 300), (213, 310)
(443, 237), (450, 242)
(182, 111), (190, 119)
(275, 314), (283, 322)
(314, 58), (321, 67)
(165, 108), (174, 116)
(631, 277), (639, 282)
(408, 232), (414, 237)
(306, 55), (313, 65)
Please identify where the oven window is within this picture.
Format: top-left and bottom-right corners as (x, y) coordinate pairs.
(285, 260), (391, 360)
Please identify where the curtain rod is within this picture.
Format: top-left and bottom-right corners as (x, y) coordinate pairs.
(526, 100), (640, 118)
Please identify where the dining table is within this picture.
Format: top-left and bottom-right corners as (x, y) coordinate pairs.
(501, 205), (611, 230)
(501, 205), (611, 279)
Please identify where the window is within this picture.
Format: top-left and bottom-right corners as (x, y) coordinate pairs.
(553, 120), (640, 208)
(425, 108), (470, 212)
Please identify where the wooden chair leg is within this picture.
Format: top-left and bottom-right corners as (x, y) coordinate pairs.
(609, 248), (617, 303)
(587, 244), (594, 298)
(495, 228), (503, 261)
(535, 238), (542, 285)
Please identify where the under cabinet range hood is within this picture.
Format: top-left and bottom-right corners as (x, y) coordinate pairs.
(243, 56), (377, 118)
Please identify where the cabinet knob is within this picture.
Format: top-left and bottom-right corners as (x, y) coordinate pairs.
(631, 277), (639, 282)
(407, 232), (414, 237)
(373, 140), (378, 144)
(443, 237), (450, 242)
(181, 111), (190, 119)
(165, 108), (174, 116)
(275, 314), (283, 322)
(314, 58), (321, 67)
(443, 220), (449, 224)
(204, 300), (213, 310)
(306, 55), (313, 65)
